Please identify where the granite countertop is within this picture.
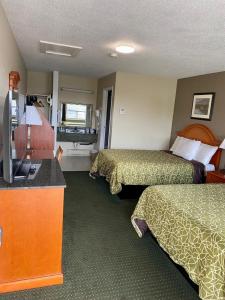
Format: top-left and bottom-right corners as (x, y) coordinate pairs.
(0, 159), (66, 190)
(57, 132), (98, 143)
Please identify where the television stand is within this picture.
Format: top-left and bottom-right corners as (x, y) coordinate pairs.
(0, 159), (65, 294)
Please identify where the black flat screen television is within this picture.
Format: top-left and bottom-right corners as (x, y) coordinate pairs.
(2, 90), (13, 182)
(1, 90), (27, 183)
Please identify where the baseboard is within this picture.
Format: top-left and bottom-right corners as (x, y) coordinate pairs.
(0, 273), (63, 294)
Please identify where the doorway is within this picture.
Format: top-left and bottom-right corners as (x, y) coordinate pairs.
(99, 87), (113, 150)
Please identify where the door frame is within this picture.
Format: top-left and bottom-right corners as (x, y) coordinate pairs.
(99, 86), (113, 150)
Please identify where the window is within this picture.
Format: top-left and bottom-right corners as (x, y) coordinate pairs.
(66, 104), (86, 123)
(62, 103), (92, 127)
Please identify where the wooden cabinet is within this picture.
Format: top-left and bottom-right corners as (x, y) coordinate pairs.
(206, 170), (225, 183)
(0, 187), (64, 293)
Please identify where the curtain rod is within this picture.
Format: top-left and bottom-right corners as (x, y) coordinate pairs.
(27, 93), (50, 97)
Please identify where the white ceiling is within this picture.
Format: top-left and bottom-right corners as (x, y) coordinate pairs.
(1, 0), (225, 79)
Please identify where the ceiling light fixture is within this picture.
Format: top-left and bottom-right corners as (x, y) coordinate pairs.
(45, 50), (72, 57)
(40, 40), (83, 57)
(115, 45), (135, 54)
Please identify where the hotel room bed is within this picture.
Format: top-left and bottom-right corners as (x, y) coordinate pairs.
(90, 124), (221, 194)
(90, 149), (204, 194)
(131, 184), (225, 300)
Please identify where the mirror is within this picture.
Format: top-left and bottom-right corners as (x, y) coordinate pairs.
(61, 103), (93, 127)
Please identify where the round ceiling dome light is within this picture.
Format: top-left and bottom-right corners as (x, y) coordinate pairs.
(115, 45), (135, 54)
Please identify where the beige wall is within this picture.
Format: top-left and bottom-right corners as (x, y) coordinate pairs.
(95, 73), (116, 149)
(27, 70), (52, 95)
(59, 73), (98, 127)
(27, 71), (98, 104)
(96, 73), (116, 108)
(111, 72), (177, 150)
(0, 3), (26, 98)
(26, 70), (177, 150)
(0, 3), (27, 148)
(26, 71), (98, 127)
(59, 73), (97, 105)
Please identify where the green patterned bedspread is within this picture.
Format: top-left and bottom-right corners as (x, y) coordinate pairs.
(90, 149), (194, 194)
(131, 184), (225, 300)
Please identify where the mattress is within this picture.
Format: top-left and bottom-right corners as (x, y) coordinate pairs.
(131, 184), (225, 300)
(90, 149), (204, 194)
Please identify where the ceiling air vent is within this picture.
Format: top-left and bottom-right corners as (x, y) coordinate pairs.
(40, 40), (83, 57)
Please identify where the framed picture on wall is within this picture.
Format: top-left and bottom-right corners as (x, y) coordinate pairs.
(191, 93), (215, 121)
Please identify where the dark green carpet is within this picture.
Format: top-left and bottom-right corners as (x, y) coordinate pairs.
(1, 172), (199, 300)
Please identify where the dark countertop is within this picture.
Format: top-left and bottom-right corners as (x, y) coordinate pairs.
(0, 159), (66, 190)
(57, 132), (97, 143)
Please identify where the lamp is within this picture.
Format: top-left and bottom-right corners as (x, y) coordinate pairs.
(220, 139), (225, 150)
(21, 106), (43, 126)
(20, 106), (42, 155)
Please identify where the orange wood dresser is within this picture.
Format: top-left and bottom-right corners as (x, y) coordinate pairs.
(0, 159), (66, 294)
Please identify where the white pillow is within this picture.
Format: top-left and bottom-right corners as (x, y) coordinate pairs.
(205, 163), (215, 172)
(170, 136), (182, 152)
(173, 137), (201, 160)
(193, 143), (218, 165)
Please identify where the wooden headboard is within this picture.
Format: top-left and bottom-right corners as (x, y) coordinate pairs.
(177, 124), (221, 170)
